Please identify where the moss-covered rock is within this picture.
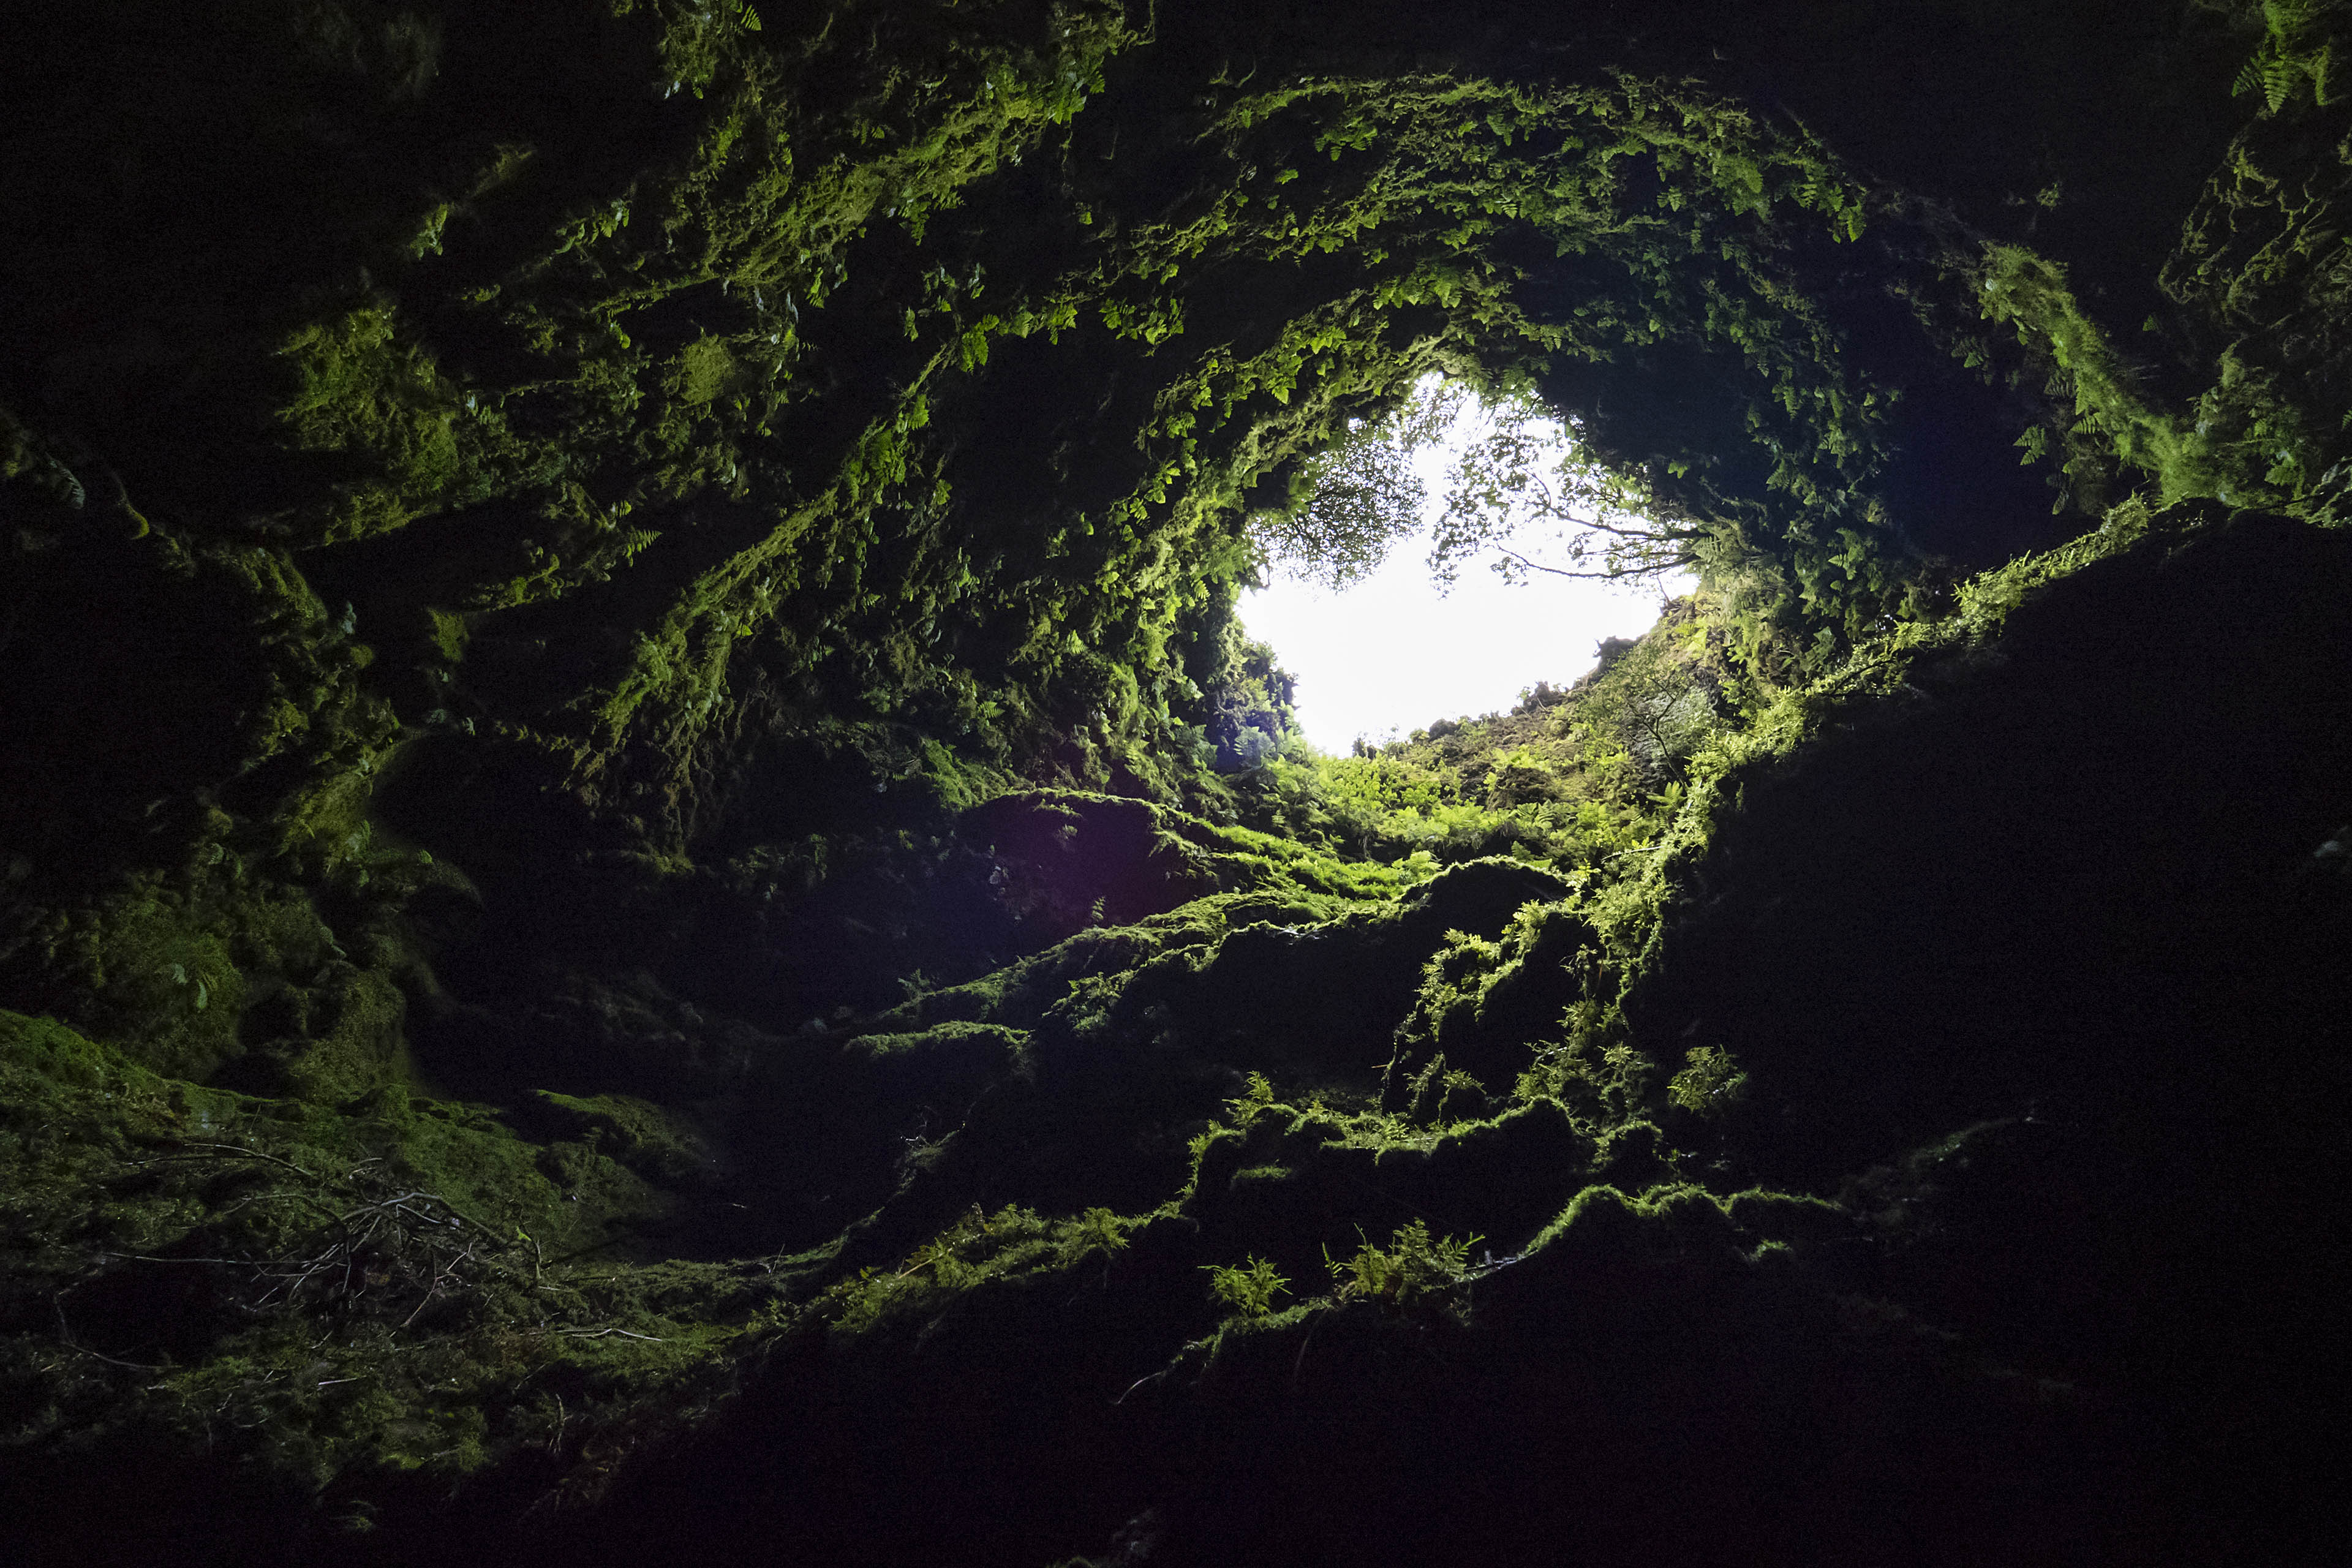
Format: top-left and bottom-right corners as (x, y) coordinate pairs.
(2, 2), (2348, 1561)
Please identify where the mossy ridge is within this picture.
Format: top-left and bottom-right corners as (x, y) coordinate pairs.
(1099, 503), (2338, 1360)
(789, 1071), (1840, 1400)
(706, 855), (1591, 1300)
(791, 846), (1681, 1325)
(631, 782), (1419, 1034)
(654, 1156), (1920, 1568)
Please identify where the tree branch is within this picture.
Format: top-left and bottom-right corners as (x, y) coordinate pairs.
(1490, 544), (1685, 581)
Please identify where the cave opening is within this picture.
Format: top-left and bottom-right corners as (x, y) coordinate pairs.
(1240, 383), (1692, 750)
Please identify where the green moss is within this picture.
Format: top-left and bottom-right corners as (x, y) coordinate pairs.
(532, 1091), (716, 1185)
(1666, 1045), (1749, 1116)
(1522, 1180), (1740, 1266)
(276, 304), (472, 542)
(0, 1010), (764, 1499)
(671, 336), (740, 407)
(814, 1202), (1140, 1338)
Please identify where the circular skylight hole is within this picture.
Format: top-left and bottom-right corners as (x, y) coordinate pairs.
(1242, 380), (1694, 752)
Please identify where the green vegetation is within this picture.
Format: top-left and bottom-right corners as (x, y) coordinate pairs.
(1204, 1255), (1291, 1317)
(0, 1010), (769, 1506)
(2, 1), (2348, 1561)
(1222, 594), (1735, 867)
(1324, 1219), (1482, 1312)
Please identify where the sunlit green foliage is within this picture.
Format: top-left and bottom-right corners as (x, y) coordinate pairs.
(820, 1204), (1136, 1335)
(1431, 388), (1692, 586)
(1205, 1254), (1292, 1316)
(1215, 597), (1733, 872)
(1325, 1219), (1483, 1311)
(1226, 1071), (1280, 1126)
(1667, 1046), (1751, 1115)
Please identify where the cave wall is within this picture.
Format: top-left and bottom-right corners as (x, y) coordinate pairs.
(4, 2), (2350, 1561)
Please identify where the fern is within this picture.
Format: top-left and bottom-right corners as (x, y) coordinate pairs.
(1225, 1071), (1277, 1126)
(2267, 55), (2297, 111)
(1667, 1046), (1750, 1115)
(2232, 0), (2348, 113)
(1204, 1256), (1290, 1316)
(1324, 1219), (1483, 1308)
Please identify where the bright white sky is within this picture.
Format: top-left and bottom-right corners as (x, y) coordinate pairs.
(1240, 412), (1692, 752)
